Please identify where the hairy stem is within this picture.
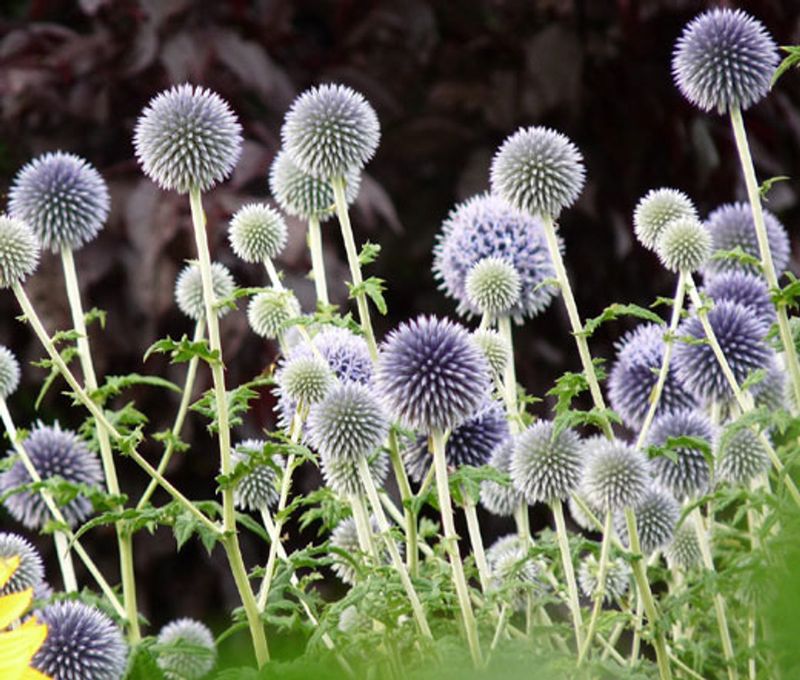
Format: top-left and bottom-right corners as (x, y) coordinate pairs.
(578, 510), (613, 663)
(552, 497), (584, 649)
(307, 215), (330, 307)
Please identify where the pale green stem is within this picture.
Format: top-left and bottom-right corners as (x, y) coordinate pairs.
(601, 620), (625, 662)
(490, 604), (509, 652)
(307, 215), (329, 306)
(350, 492), (378, 558)
(462, 489), (490, 593)
(379, 492), (435, 559)
(578, 510), (613, 663)
(497, 315), (522, 431)
(514, 502), (530, 543)
(629, 590), (643, 667)
(264, 258), (283, 290)
(669, 653), (707, 680)
(552, 497), (584, 648)
(52, 531), (77, 593)
(388, 430), (418, 576)
(746, 477), (763, 680)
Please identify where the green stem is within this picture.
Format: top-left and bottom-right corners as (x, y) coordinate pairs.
(307, 215), (330, 306)
(578, 510), (613, 663)
(497, 315), (523, 432)
(462, 489), (490, 593)
(514, 502), (530, 543)
(552, 497), (584, 648)
(388, 429), (418, 577)
(629, 589), (643, 667)
(350, 492), (378, 559)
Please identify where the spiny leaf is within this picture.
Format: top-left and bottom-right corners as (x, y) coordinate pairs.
(358, 241), (381, 266)
(91, 373), (181, 405)
(580, 303), (664, 339)
(144, 335), (221, 366)
(348, 276), (388, 315)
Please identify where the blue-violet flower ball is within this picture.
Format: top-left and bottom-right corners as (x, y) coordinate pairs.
(320, 448), (389, 498)
(0, 532), (44, 595)
(480, 439), (525, 518)
(0, 214), (40, 289)
(616, 486), (680, 555)
(156, 617), (217, 680)
(581, 439), (649, 512)
(716, 424), (770, 486)
(703, 270), (775, 329)
(666, 522), (702, 570)
(232, 439), (282, 512)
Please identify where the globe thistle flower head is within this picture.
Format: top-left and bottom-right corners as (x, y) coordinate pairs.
(228, 203), (288, 263)
(247, 288), (301, 339)
(0, 345), (21, 399)
(608, 323), (697, 430)
(716, 425), (770, 485)
(1, 422), (103, 529)
(752, 359), (786, 412)
(376, 315), (492, 433)
(308, 383), (388, 462)
(510, 421), (584, 504)
(174, 261), (235, 321)
(471, 329), (510, 378)
(157, 618), (216, 680)
(320, 448), (389, 498)
(0, 214), (40, 289)
(486, 534), (544, 610)
(232, 439), (282, 511)
(666, 522), (702, 570)
(33, 601), (128, 680)
(673, 300), (772, 404)
(269, 150), (360, 222)
(703, 270), (775, 329)
(647, 409), (714, 500)
(329, 516), (381, 585)
(582, 439), (649, 512)
(277, 354), (333, 405)
(465, 256), (522, 317)
(616, 487), (680, 555)
(9, 152), (110, 252)
(0, 532), (44, 595)
(490, 126), (585, 218)
(282, 83), (380, 179)
(672, 8), (779, 114)
(480, 439), (524, 517)
(578, 553), (631, 604)
(655, 217), (712, 273)
(433, 193), (558, 322)
(134, 84), (243, 194)
(633, 188), (697, 250)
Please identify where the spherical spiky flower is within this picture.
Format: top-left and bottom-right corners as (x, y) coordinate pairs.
(1, 422), (103, 529)
(0, 532), (44, 595)
(752, 359), (786, 412)
(490, 126), (585, 218)
(510, 421), (584, 504)
(666, 522), (702, 570)
(308, 383), (388, 461)
(247, 288), (301, 339)
(9, 152), (110, 252)
(486, 534), (544, 610)
(608, 323), (697, 430)
(0, 214), (40, 289)
(33, 601), (128, 680)
(582, 439), (649, 512)
(655, 217), (712, 273)
(465, 257), (521, 317)
(282, 84), (380, 179)
(703, 270), (775, 329)
(716, 425), (770, 485)
(329, 516), (382, 585)
(269, 150), (360, 223)
(232, 440), (282, 511)
(320, 449), (389, 498)
(157, 618), (216, 680)
(616, 487), (680, 555)
(134, 84), (242, 194)
(672, 8), (779, 114)
(0, 345), (21, 399)
(673, 300), (772, 404)
(433, 194), (558, 322)
(480, 440), (524, 517)
(277, 354), (333, 405)
(633, 188), (697, 251)
(647, 409), (714, 500)
(578, 554), (631, 604)
(471, 329), (510, 378)
(228, 203), (287, 264)
(376, 315), (492, 433)
(703, 202), (790, 277)
(175, 262), (235, 321)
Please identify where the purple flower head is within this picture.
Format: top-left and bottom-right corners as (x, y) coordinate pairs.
(582, 439), (649, 513)
(0, 532), (44, 595)
(703, 270), (775, 329)
(320, 448), (389, 498)
(231, 439), (282, 512)
(716, 424), (770, 485)
(480, 439), (524, 518)
(615, 486), (680, 555)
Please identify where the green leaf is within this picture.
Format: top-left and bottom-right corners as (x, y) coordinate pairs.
(191, 376), (274, 433)
(772, 45), (800, 86)
(144, 335), (221, 366)
(90, 373), (181, 405)
(84, 306), (107, 330)
(710, 246), (762, 271)
(358, 241), (381, 266)
(773, 273), (800, 310)
(760, 175), (790, 200)
(348, 276), (388, 315)
(449, 465), (509, 506)
(646, 435), (712, 467)
(580, 303), (664, 338)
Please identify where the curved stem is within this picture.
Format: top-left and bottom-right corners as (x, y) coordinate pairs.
(307, 216), (329, 307)
(578, 510), (613, 663)
(552, 498), (584, 649)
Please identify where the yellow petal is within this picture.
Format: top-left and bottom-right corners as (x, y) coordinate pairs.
(0, 590), (34, 629)
(0, 621), (48, 678)
(0, 557), (21, 590)
(21, 669), (50, 680)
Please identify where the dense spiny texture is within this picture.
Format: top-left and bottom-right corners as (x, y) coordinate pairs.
(655, 216), (712, 273)
(277, 354), (333, 405)
(716, 425), (770, 485)
(703, 270), (775, 328)
(510, 421), (584, 503)
(376, 315), (492, 433)
(174, 261), (235, 321)
(490, 126), (585, 218)
(582, 440), (649, 512)
(282, 84), (380, 179)
(471, 329), (510, 378)
(308, 383), (388, 461)
(33, 601), (128, 680)
(231, 439), (281, 511)
(752, 359), (787, 412)
(9, 152), (110, 252)
(0, 214), (40, 288)
(0, 345), (21, 399)
(666, 522), (702, 570)
(703, 202), (790, 277)
(480, 440), (524, 517)
(320, 448), (389, 498)
(228, 203), (288, 263)
(616, 487), (680, 554)
(0, 533), (44, 595)
(633, 188), (697, 250)
(329, 516), (383, 585)
(247, 288), (301, 339)
(673, 300), (772, 403)
(672, 8), (779, 114)
(134, 84), (242, 193)
(486, 534), (544, 611)
(156, 618), (217, 680)
(269, 150), (360, 222)
(1, 422), (103, 529)
(608, 323), (697, 430)
(465, 256), (521, 317)
(578, 554), (631, 604)
(647, 409), (714, 500)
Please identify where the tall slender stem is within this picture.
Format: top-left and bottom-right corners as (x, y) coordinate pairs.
(578, 510), (613, 662)
(497, 315), (521, 431)
(552, 497), (584, 648)
(462, 490), (490, 593)
(388, 430), (418, 576)
(350, 492), (378, 558)
(629, 590), (643, 667)
(307, 216), (329, 307)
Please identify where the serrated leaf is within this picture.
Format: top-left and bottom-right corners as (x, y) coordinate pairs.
(144, 335), (221, 366)
(580, 303), (664, 338)
(348, 276), (388, 315)
(91, 373), (180, 404)
(358, 241), (381, 265)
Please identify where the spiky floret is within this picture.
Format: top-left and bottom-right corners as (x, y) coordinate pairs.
(633, 188), (697, 251)
(672, 8), (779, 114)
(608, 323), (697, 430)
(228, 203), (288, 263)
(490, 126), (585, 218)
(655, 217), (712, 273)
(703, 270), (775, 328)
(281, 83), (380, 179)
(480, 440), (524, 517)
(0, 532), (44, 595)
(1, 422), (103, 529)
(33, 601), (128, 680)
(329, 516), (383, 585)
(752, 359), (786, 412)
(465, 256), (521, 317)
(0, 214), (40, 289)
(134, 84), (242, 194)
(269, 150), (360, 222)
(376, 315), (492, 433)
(666, 522), (702, 570)
(716, 425), (770, 485)
(320, 448), (389, 498)
(582, 439), (649, 512)
(510, 421), (584, 504)
(703, 202), (790, 277)
(578, 553), (631, 604)
(616, 487), (680, 555)
(647, 409), (714, 500)
(0, 345), (21, 399)
(673, 300), (772, 403)
(9, 152), (110, 252)
(231, 439), (282, 511)
(247, 288), (301, 339)
(308, 383), (388, 462)
(486, 534), (544, 611)
(276, 354), (333, 405)
(156, 618), (216, 680)
(174, 261), (236, 321)
(471, 329), (510, 378)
